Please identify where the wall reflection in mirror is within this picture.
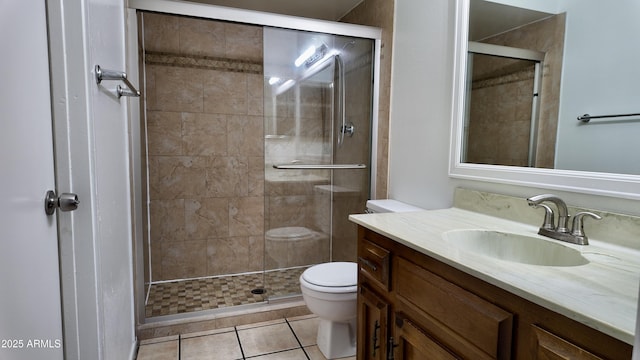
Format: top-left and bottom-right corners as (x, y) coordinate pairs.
(462, 0), (640, 175)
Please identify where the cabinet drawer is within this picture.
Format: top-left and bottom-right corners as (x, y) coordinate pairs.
(531, 325), (603, 360)
(358, 237), (391, 290)
(395, 257), (513, 360)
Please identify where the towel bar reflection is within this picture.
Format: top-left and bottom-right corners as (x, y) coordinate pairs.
(95, 65), (141, 98)
(577, 112), (640, 123)
(273, 164), (366, 169)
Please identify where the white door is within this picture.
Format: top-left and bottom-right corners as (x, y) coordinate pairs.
(0, 1), (65, 359)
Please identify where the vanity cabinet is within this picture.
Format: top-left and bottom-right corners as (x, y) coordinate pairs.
(356, 226), (633, 360)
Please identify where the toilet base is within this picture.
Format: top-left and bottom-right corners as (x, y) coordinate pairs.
(316, 318), (356, 359)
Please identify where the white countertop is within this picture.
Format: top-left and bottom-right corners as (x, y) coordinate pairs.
(349, 208), (640, 344)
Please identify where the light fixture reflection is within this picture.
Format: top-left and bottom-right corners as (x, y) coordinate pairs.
(268, 77), (281, 85)
(294, 46), (317, 67)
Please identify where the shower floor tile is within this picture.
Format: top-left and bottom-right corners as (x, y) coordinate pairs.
(146, 267), (307, 317)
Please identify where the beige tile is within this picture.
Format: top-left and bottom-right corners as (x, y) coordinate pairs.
(143, 13), (180, 53)
(150, 241), (163, 280)
(247, 235), (265, 272)
(206, 237), (249, 275)
(206, 156), (249, 197)
(181, 326), (236, 339)
(147, 111), (183, 156)
(229, 197), (264, 237)
(182, 112), (227, 156)
(305, 345), (355, 360)
(248, 157), (265, 197)
(304, 346), (327, 360)
(288, 317), (319, 347)
(154, 66), (204, 113)
(247, 74), (264, 116)
(250, 348), (308, 360)
(149, 156), (208, 199)
(236, 318), (285, 331)
(181, 331), (243, 360)
(216, 311), (284, 330)
(203, 70), (247, 115)
(237, 322), (299, 357)
(149, 199), (185, 243)
(185, 198), (229, 240)
(286, 314), (317, 322)
(160, 240), (208, 279)
(178, 17), (225, 57)
(144, 64), (158, 113)
(227, 115), (264, 156)
(224, 22), (263, 61)
(140, 335), (179, 345)
(136, 340), (178, 360)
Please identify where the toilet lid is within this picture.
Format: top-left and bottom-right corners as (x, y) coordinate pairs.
(265, 227), (314, 241)
(302, 262), (357, 287)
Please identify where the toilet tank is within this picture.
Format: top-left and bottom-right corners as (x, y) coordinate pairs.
(365, 199), (424, 213)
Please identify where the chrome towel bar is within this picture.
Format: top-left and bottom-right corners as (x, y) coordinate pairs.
(577, 112), (640, 123)
(273, 164), (366, 170)
(95, 65), (141, 98)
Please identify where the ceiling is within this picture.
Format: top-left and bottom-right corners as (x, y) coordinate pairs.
(469, 0), (554, 41)
(187, 0), (364, 21)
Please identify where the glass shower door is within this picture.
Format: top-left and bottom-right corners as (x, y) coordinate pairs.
(263, 27), (374, 299)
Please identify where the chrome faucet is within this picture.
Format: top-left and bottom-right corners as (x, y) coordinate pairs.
(526, 194), (601, 245)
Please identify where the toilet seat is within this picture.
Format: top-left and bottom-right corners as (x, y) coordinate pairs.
(301, 262), (357, 293)
(265, 226), (315, 241)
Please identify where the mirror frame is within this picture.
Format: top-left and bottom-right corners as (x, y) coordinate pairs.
(449, 0), (640, 201)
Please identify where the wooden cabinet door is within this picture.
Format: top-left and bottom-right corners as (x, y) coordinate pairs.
(392, 314), (461, 360)
(358, 285), (389, 360)
(531, 325), (604, 360)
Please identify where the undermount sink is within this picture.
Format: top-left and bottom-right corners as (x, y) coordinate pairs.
(442, 229), (589, 267)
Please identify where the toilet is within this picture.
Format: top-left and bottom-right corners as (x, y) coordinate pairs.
(300, 262), (358, 359)
(265, 226), (328, 269)
(300, 199), (424, 359)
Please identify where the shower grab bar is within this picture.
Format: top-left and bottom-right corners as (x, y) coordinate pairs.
(95, 65), (141, 98)
(577, 112), (640, 123)
(273, 164), (366, 170)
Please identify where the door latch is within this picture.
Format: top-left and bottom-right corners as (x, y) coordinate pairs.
(44, 190), (79, 215)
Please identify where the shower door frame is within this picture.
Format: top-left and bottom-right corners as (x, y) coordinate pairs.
(126, 0), (381, 325)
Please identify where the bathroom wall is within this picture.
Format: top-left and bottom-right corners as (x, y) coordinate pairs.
(142, 13), (265, 281)
(341, 0), (395, 199)
(388, 0), (640, 216)
(554, 0), (640, 175)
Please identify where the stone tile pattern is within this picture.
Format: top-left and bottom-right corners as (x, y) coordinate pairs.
(136, 316), (356, 360)
(142, 11), (373, 285)
(465, 13), (565, 168)
(142, 12), (266, 281)
(341, 0), (395, 199)
(146, 267), (307, 317)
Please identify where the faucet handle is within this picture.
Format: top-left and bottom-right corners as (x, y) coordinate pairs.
(532, 203), (555, 230)
(570, 211), (602, 244)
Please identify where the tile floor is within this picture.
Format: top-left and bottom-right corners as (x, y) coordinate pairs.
(146, 267), (307, 317)
(135, 315), (356, 360)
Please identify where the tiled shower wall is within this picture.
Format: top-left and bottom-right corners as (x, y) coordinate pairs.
(142, 13), (266, 281)
(342, 0), (395, 199)
(467, 13), (565, 168)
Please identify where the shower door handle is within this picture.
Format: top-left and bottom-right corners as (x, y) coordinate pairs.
(273, 164), (366, 170)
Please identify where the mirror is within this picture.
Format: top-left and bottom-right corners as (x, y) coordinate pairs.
(450, 0), (640, 200)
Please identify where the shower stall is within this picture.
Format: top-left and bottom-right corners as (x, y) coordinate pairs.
(128, 1), (380, 322)
(463, 41), (545, 168)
